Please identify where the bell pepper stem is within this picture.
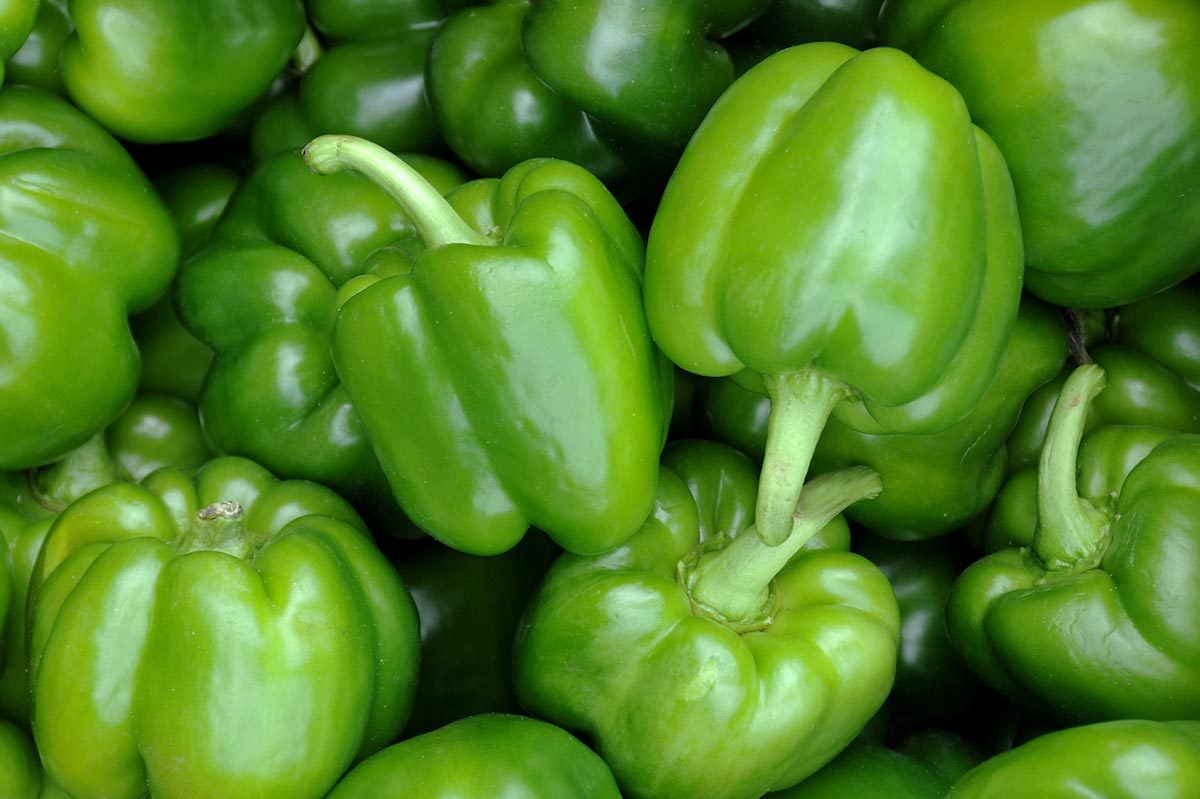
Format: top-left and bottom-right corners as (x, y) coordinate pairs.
(177, 501), (253, 559)
(303, 134), (492, 249)
(1033, 364), (1111, 570)
(30, 433), (119, 512)
(687, 467), (882, 625)
(756, 369), (852, 546)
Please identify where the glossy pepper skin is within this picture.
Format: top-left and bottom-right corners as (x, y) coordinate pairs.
(393, 533), (555, 735)
(856, 532), (984, 730)
(766, 741), (951, 799)
(327, 714), (622, 798)
(947, 721), (1200, 798)
(880, 0), (1200, 307)
(703, 299), (1066, 539)
(176, 152), (464, 516)
(61, 0), (306, 142)
(948, 365), (1200, 722)
(514, 445), (898, 799)
(0, 720), (69, 798)
(308, 136), (671, 556)
(133, 163), (240, 404)
(28, 456), (419, 799)
(0, 87), (179, 470)
(645, 43), (1023, 548)
(4, 0), (68, 94)
(251, 0), (459, 160)
(0, 394), (210, 727)
(0, 0), (36, 85)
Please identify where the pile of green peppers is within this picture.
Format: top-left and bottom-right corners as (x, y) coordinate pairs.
(1, 0), (1199, 797)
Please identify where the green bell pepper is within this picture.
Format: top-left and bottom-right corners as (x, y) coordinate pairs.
(0, 0), (36, 85)
(856, 532), (985, 730)
(766, 741), (952, 799)
(132, 163), (240, 404)
(305, 135), (671, 556)
(702, 298), (1066, 539)
(948, 364), (1200, 722)
(4, 0), (68, 94)
(730, 0), (885, 71)
(327, 714), (621, 798)
(60, 0), (306, 142)
(394, 533), (555, 735)
(0, 87), (179, 470)
(252, 0), (456, 160)
(645, 43), (1023, 548)
(897, 729), (989, 784)
(0, 719), (69, 798)
(947, 720), (1200, 798)
(28, 456), (419, 799)
(1, 392), (210, 727)
(514, 444), (898, 799)
(880, 0), (1200, 307)
(176, 151), (464, 522)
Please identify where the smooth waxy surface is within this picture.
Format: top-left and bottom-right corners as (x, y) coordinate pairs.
(881, 0), (1200, 307)
(61, 0), (306, 142)
(0, 87), (179, 470)
(28, 457), (419, 799)
(0, 719), (70, 798)
(947, 721), (1200, 798)
(0, 0), (37, 85)
(331, 154), (668, 556)
(768, 742), (949, 798)
(177, 152), (464, 509)
(514, 456), (899, 799)
(327, 715), (622, 799)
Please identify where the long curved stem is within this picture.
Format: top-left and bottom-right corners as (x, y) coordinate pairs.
(303, 135), (492, 249)
(688, 467), (881, 624)
(756, 368), (851, 546)
(1034, 364), (1111, 570)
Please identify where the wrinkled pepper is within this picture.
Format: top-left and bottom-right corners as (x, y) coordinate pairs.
(702, 298), (1066, 538)
(948, 365), (1200, 722)
(880, 0), (1200, 307)
(252, 0), (457, 160)
(645, 43), (1024, 546)
(61, 0), (306, 142)
(28, 456), (419, 799)
(305, 135), (671, 556)
(0, 87), (179, 470)
(947, 720), (1200, 798)
(176, 151), (464, 522)
(327, 715), (621, 799)
(514, 443), (898, 799)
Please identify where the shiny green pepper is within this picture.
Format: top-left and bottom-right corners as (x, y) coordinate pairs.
(327, 715), (622, 799)
(61, 0), (306, 142)
(645, 43), (1023, 546)
(947, 721), (1200, 798)
(176, 151), (464, 520)
(514, 444), (898, 799)
(0, 0), (36, 85)
(4, 0), (68, 94)
(949, 365), (1200, 722)
(0, 720), (69, 798)
(0, 87), (179, 470)
(306, 135), (670, 556)
(880, 0), (1200, 307)
(767, 741), (952, 799)
(28, 456), (419, 799)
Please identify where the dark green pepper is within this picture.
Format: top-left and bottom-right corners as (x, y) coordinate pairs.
(766, 741), (953, 799)
(327, 715), (621, 799)
(0, 719), (69, 798)
(306, 136), (671, 556)
(730, 0), (886, 71)
(0, 87), (179, 470)
(514, 444), (897, 799)
(645, 43), (1023, 547)
(0, 0), (36, 86)
(947, 721), (1200, 798)
(4, 0), (68, 94)
(880, 0), (1200, 307)
(948, 365), (1200, 722)
(394, 534), (555, 735)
